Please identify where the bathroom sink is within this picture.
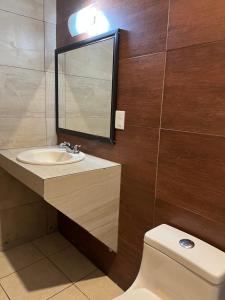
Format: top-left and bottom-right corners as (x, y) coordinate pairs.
(16, 148), (85, 166)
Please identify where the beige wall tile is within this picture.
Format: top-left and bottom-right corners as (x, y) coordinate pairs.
(51, 285), (88, 300)
(44, 0), (56, 24)
(58, 53), (66, 74)
(46, 118), (57, 146)
(33, 232), (71, 257)
(0, 243), (43, 278)
(0, 0), (43, 20)
(0, 258), (71, 300)
(49, 246), (96, 282)
(0, 150), (44, 196)
(0, 0), (58, 251)
(0, 10), (44, 71)
(0, 66), (45, 118)
(76, 269), (123, 300)
(0, 202), (48, 250)
(46, 71), (55, 117)
(0, 117), (46, 149)
(0, 167), (42, 210)
(58, 73), (66, 118)
(0, 285), (8, 300)
(46, 72), (65, 118)
(45, 22), (56, 72)
(58, 117), (66, 128)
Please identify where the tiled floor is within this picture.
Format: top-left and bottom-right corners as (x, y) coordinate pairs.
(0, 232), (123, 300)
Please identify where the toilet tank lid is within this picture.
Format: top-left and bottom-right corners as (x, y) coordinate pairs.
(144, 224), (225, 285)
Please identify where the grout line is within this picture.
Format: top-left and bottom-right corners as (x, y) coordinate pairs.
(47, 281), (91, 300)
(159, 198), (225, 227)
(119, 50), (166, 61)
(43, 0), (57, 25)
(0, 235), (69, 283)
(43, 0), (48, 147)
(160, 127), (225, 139)
(0, 237), (105, 300)
(0, 7), (43, 22)
(73, 267), (121, 300)
(45, 69), (48, 146)
(72, 268), (101, 300)
(43, 0), (45, 22)
(1, 200), (44, 214)
(31, 243), (74, 283)
(31, 242), (72, 258)
(46, 283), (76, 300)
(45, 20), (57, 26)
(153, 0), (171, 226)
(167, 36), (225, 53)
(63, 73), (112, 82)
(0, 116), (46, 120)
(73, 283), (91, 300)
(75, 268), (97, 280)
(32, 240), (98, 286)
(73, 268), (99, 284)
(0, 257), (45, 281)
(0, 63), (45, 73)
(0, 282), (10, 300)
(47, 259), (98, 290)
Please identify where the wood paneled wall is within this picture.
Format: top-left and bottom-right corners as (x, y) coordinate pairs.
(57, 0), (225, 289)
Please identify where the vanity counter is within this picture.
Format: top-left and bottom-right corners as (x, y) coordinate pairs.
(0, 146), (121, 251)
(0, 146), (119, 179)
(0, 146), (120, 195)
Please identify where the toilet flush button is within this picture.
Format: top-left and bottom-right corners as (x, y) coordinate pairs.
(179, 239), (195, 249)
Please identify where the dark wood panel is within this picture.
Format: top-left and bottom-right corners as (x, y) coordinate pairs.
(118, 53), (165, 128)
(162, 41), (225, 136)
(155, 199), (225, 252)
(57, 0), (169, 58)
(168, 0), (225, 50)
(157, 130), (225, 224)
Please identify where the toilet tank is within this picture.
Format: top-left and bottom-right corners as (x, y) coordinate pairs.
(132, 225), (225, 300)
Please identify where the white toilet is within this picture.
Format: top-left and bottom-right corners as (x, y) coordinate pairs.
(114, 224), (225, 300)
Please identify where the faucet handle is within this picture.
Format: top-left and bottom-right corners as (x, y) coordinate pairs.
(73, 145), (81, 154)
(59, 141), (70, 148)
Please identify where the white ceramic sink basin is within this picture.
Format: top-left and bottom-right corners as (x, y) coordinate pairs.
(16, 148), (85, 166)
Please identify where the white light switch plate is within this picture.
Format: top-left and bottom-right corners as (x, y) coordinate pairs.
(115, 110), (125, 130)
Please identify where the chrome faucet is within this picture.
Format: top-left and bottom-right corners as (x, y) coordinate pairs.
(59, 142), (81, 154)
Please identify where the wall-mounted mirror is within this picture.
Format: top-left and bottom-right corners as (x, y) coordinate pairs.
(55, 30), (120, 143)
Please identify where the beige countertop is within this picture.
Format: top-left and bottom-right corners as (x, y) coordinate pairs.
(0, 146), (120, 197)
(0, 146), (119, 180)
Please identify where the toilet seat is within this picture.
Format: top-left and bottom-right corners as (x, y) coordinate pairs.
(114, 288), (162, 300)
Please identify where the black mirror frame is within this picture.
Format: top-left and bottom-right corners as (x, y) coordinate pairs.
(55, 29), (120, 144)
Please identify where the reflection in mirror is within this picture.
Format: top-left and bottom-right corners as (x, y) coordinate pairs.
(56, 31), (120, 143)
